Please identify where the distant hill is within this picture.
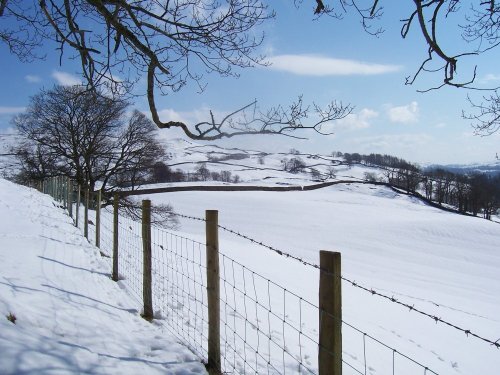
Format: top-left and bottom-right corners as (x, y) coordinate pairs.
(424, 162), (500, 176)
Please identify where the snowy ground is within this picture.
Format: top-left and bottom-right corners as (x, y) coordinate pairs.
(139, 182), (500, 374)
(1, 138), (500, 374)
(128, 139), (500, 375)
(0, 178), (207, 374)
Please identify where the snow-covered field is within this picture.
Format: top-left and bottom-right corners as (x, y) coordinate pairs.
(1, 139), (500, 374)
(0, 178), (207, 374)
(140, 182), (500, 375)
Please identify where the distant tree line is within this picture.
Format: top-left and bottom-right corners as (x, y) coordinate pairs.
(335, 151), (500, 220)
(423, 169), (500, 219)
(151, 162), (241, 184)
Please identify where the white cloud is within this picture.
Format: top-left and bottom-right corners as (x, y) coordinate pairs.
(352, 133), (434, 154)
(0, 106), (25, 115)
(25, 75), (41, 83)
(387, 101), (419, 124)
(267, 54), (402, 76)
(481, 73), (500, 83)
(334, 108), (378, 131)
(155, 106), (230, 126)
(52, 71), (81, 86)
(156, 108), (191, 124)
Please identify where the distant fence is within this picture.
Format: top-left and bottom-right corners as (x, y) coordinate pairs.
(39, 176), (442, 375)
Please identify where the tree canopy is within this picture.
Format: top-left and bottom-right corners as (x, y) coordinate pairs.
(14, 85), (164, 192)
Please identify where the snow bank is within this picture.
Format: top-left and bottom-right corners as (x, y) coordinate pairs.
(0, 179), (206, 374)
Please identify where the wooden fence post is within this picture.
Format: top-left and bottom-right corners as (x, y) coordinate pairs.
(96, 189), (101, 248)
(112, 193), (119, 282)
(142, 200), (153, 321)
(67, 178), (73, 218)
(76, 185), (81, 228)
(206, 210), (221, 375)
(318, 250), (342, 375)
(62, 177), (67, 209)
(58, 176), (63, 204)
(84, 187), (89, 239)
(54, 176), (59, 201)
(55, 177), (59, 199)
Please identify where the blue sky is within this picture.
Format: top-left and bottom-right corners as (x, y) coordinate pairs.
(1, 1), (499, 165)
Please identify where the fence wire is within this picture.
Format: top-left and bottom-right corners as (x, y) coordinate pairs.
(42, 180), (443, 375)
(99, 207), (114, 261)
(151, 226), (209, 360)
(116, 216), (143, 304)
(172, 212), (500, 351)
(216, 250), (438, 375)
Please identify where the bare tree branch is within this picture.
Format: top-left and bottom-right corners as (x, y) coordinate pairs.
(464, 91), (500, 135)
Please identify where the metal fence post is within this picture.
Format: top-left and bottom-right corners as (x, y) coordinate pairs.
(206, 210), (221, 375)
(112, 193), (119, 281)
(142, 199), (153, 321)
(318, 250), (342, 375)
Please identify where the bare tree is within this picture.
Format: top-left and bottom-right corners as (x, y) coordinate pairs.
(5, 1), (499, 134)
(0, 0), (351, 141)
(13, 85), (165, 193)
(464, 92), (500, 135)
(312, 1), (500, 134)
(311, 1), (498, 90)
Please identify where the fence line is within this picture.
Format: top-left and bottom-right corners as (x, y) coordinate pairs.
(40, 176), (445, 375)
(171, 211), (500, 350)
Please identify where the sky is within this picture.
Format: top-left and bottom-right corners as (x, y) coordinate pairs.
(1, 1), (499, 165)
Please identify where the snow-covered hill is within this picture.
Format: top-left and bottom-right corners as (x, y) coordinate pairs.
(156, 137), (381, 184)
(2, 137), (500, 374)
(138, 180), (500, 375)
(125, 139), (500, 374)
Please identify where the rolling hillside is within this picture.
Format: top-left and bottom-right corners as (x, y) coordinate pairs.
(1, 137), (500, 374)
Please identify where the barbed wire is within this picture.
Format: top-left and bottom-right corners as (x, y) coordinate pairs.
(43, 180), (500, 354)
(41, 181), (447, 373)
(172, 211), (500, 350)
(218, 250), (439, 375)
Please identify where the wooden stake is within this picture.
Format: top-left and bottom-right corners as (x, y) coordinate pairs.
(67, 178), (73, 219)
(96, 189), (101, 248)
(76, 185), (81, 228)
(84, 187), (89, 239)
(112, 194), (119, 281)
(142, 200), (153, 321)
(206, 210), (221, 375)
(319, 250), (342, 375)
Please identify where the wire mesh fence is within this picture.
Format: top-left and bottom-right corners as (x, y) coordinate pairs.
(218, 251), (319, 374)
(111, 215), (142, 304)
(151, 226), (209, 360)
(99, 207), (114, 260)
(40, 177), (442, 375)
